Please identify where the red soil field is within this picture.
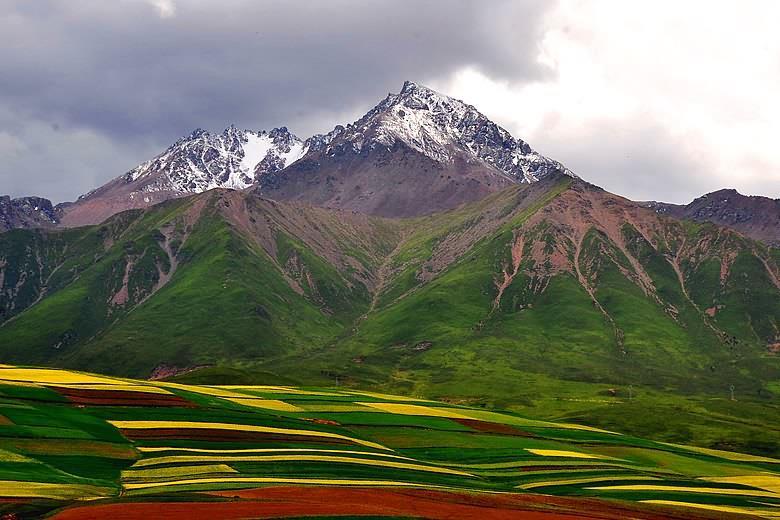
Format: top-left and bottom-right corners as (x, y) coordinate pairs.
(453, 418), (535, 436)
(51, 387), (196, 407)
(50, 486), (742, 520)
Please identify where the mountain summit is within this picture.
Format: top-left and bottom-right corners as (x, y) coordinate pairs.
(56, 82), (573, 225)
(259, 81), (572, 216)
(314, 80), (571, 183)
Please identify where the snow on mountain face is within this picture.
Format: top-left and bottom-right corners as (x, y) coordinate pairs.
(125, 126), (306, 194)
(308, 81), (573, 183)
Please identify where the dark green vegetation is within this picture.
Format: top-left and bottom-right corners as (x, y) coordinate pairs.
(1, 175), (779, 457)
(0, 366), (778, 519)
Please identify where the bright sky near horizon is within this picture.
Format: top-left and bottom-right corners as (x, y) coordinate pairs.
(1, 0), (778, 203)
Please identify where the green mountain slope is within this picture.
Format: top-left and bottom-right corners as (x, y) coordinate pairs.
(1, 176), (779, 455)
(0, 190), (398, 375)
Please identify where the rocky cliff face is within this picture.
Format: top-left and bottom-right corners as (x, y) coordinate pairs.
(0, 196), (59, 232)
(645, 189), (780, 246)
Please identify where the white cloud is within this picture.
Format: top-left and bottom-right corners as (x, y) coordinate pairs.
(145, 0), (175, 18)
(436, 0), (780, 202)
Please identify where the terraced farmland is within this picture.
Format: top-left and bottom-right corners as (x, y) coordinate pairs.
(0, 366), (778, 518)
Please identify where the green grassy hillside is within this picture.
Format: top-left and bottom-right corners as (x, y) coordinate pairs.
(1, 177), (778, 456)
(0, 365), (778, 519)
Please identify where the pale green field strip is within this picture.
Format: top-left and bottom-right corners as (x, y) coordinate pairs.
(356, 402), (474, 419)
(483, 468), (647, 478)
(437, 459), (639, 470)
(157, 381), (284, 399)
(128, 454), (475, 477)
(662, 443), (780, 464)
(123, 477), (456, 493)
(296, 404), (385, 412)
(518, 475), (663, 489)
(0, 481), (114, 500)
(137, 447), (418, 461)
(433, 460), (680, 477)
(588, 484), (780, 499)
(454, 409), (619, 434)
(642, 500), (780, 519)
(345, 390), (433, 402)
(224, 398), (303, 412)
(212, 386), (346, 396)
(108, 420), (389, 451)
(123, 464), (237, 479)
(357, 403), (618, 434)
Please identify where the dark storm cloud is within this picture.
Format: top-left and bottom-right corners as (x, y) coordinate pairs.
(0, 0), (552, 201)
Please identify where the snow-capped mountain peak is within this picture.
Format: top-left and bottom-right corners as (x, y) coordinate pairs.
(312, 81), (573, 183)
(125, 126), (306, 194)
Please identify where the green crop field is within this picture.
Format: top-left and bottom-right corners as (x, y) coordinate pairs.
(0, 365), (777, 519)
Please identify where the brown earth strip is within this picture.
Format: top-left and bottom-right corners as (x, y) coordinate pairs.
(51, 387), (195, 407)
(453, 418), (535, 437)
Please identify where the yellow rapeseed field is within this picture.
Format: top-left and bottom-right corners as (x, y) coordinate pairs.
(702, 474), (780, 494)
(0, 368), (124, 385)
(526, 449), (609, 459)
(225, 397), (302, 412)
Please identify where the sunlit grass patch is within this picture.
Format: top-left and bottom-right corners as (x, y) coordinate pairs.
(122, 463), (237, 480)
(225, 397), (302, 412)
(0, 480), (114, 500)
(0, 449), (33, 463)
(356, 402), (472, 419)
(346, 390), (430, 402)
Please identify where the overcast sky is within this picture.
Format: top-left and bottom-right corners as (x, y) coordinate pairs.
(1, 0), (779, 203)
